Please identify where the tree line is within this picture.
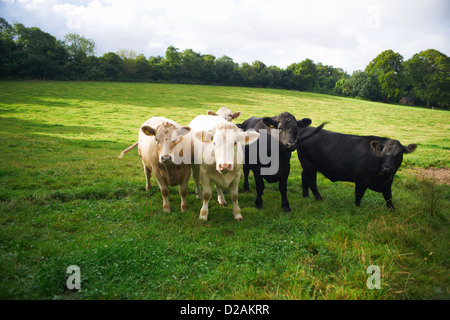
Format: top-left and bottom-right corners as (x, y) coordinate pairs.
(1, 18), (448, 108)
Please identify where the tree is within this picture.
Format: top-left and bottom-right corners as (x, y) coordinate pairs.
(333, 78), (352, 97)
(64, 33), (96, 79)
(315, 63), (348, 93)
(135, 54), (150, 81)
(404, 49), (449, 108)
(180, 48), (202, 82)
(349, 70), (380, 100)
(12, 23), (68, 79)
(0, 18), (16, 77)
(215, 55), (237, 85)
(287, 59), (317, 91)
(64, 33), (95, 58)
(200, 54), (216, 84)
(148, 55), (165, 81)
(365, 50), (404, 102)
(99, 52), (123, 80)
(164, 46), (181, 81)
(117, 49), (138, 81)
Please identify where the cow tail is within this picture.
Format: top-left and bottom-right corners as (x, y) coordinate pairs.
(118, 142), (138, 159)
(297, 122), (327, 143)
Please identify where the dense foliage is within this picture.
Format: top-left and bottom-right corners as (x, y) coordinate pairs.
(1, 18), (448, 108)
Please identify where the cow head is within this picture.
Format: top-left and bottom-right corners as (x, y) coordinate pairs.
(207, 107), (242, 122)
(370, 139), (417, 176)
(262, 112), (312, 151)
(194, 122), (259, 173)
(141, 122), (191, 164)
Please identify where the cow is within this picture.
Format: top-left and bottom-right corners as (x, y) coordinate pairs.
(240, 112), (314, 212)
(118, 117), (192, 213)
(207, 107), (242, 122)
(296, 126), (417, 209)
(189, 115), (259, 221)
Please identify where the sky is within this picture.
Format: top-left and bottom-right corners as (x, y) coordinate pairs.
(1, 0), (449, 73)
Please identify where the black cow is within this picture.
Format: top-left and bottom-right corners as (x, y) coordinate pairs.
(240, 112), (313, 212)
(296, 126), (417, 209)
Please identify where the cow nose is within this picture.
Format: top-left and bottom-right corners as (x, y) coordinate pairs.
(219, 163), (232, 172)
(161, 154), (172, 163)
(382, 167), (393, 174)
(285, 142), (296, 150)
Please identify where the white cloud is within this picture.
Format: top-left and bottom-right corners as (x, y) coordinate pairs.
(1, 0), (449, 73)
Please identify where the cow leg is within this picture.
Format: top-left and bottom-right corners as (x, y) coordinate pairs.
(354, 184), (367, 207)
(382, 187), (394, 210)
(300, 160), (322, 201)
(216, 187), (227, 207)
(308, 171), (323, 201)
(155, 179), (170, 213)
(230, 175), (243, 221)
(199, 173), (212, 221)
(253, 168), (265, 209)
(301, 171), (310, 198)
(143, 163), (152, 191)
(279, 165), (291, 212)
(192, 164), (202, 199)
(179, 168), (190, 213)
(243, 164), (250, 192)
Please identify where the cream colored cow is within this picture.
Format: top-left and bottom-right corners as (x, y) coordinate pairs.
(189, 115), (259, 221)
(119, 117), (191, 213)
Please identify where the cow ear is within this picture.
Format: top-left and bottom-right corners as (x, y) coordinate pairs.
(141, 126), (156, 136)
(370, 140), (384, 155)
(298, 118), (312, 128)
(232, 111), (242, 120)
(177, 126), (191, 136)
(193, 130), (214, 143)
(239, 130), (259, 145)
(404, 144), (417, 154)
(207, 110), (217, 116)
(262, 117), (278, 128)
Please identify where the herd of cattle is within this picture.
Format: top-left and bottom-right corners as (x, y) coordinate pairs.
(119, 107), (417, 221)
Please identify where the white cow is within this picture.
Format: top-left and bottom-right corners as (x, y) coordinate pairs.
(207, 107), (242, 122)
(189, 115), (259, 221)
(119, 117), (191, 213)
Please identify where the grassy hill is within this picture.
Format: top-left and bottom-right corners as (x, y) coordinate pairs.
(0, 81), (448, 299)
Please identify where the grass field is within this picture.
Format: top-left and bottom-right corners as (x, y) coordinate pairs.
(0, 80), (449, 300)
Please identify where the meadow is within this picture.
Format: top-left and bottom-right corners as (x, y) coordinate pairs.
(0, 81), (448, 300)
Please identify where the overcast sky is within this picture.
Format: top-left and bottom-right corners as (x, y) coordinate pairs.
(1, 0), (449, 73)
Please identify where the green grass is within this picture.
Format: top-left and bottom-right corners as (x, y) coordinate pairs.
(0, 80), (449, 300)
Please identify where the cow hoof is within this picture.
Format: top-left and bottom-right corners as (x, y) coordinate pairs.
(283, 207), (291, 213)
(234, 215), (243, 221)
(219, 201), (227, 208)
(255, 199), (263, 209)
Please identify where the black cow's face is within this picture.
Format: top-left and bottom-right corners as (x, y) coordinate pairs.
(262, 113), (311, 151)
(370, 139), (417, 176)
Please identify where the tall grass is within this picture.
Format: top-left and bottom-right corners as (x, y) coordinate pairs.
(0, 81), (448, 299)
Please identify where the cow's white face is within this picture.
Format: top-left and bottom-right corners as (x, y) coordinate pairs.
(142, 122), (191, 164)
(212, 129), (240, 172)
(207, 107), (242, 122)
(194, 126), (259, 173)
